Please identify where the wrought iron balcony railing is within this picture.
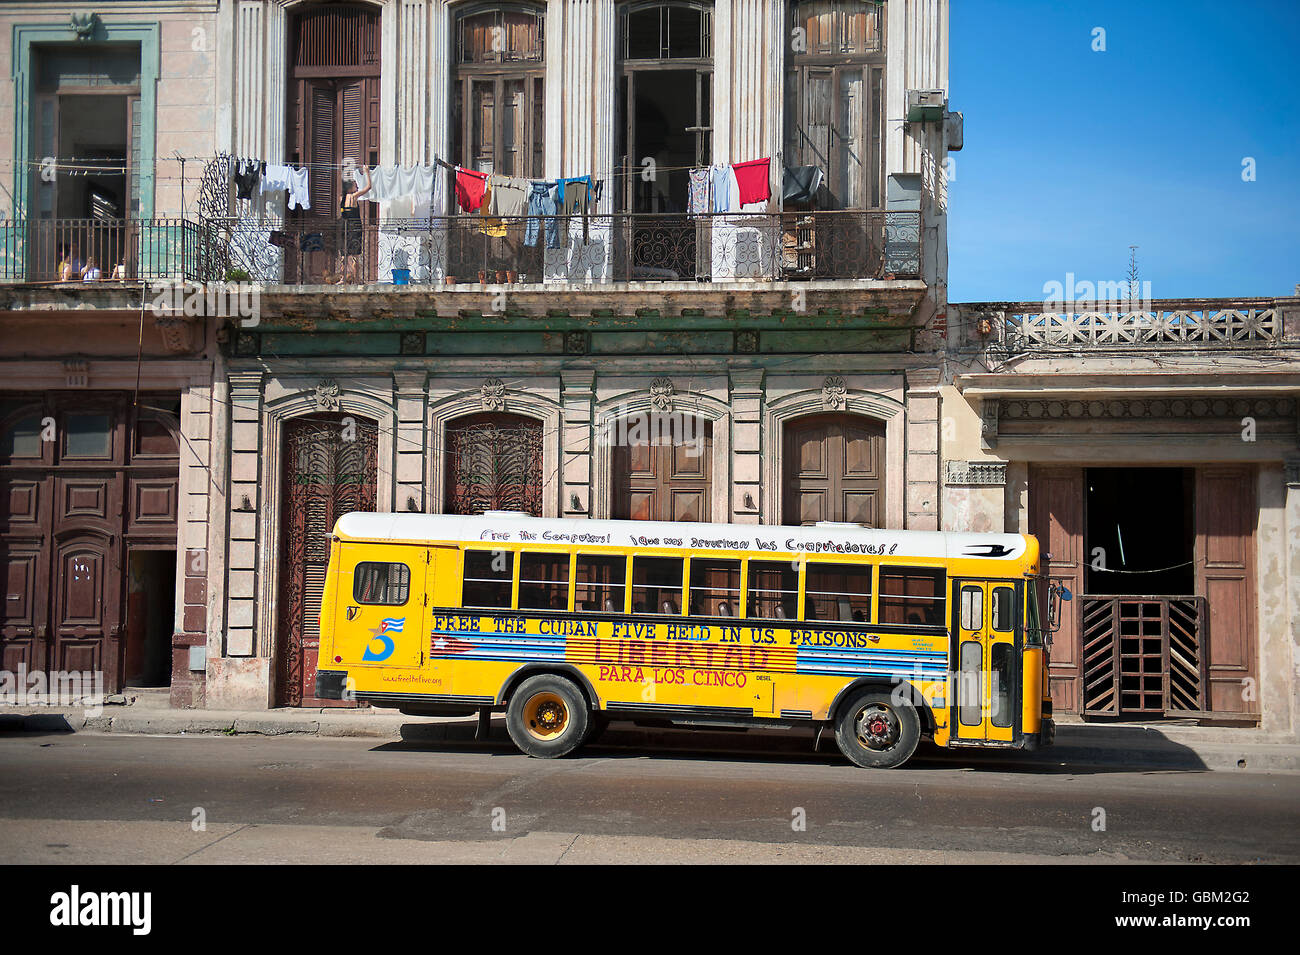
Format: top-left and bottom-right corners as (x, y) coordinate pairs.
(206, 210), (920, 285)
(0, 218), (217, 283)
(0, 211), (919, 287)
(1, 212), (922, 286)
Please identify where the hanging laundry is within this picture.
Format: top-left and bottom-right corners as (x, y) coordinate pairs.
(524, 181), (561, 249)
(261, 163), (310, 211)
(710, 164), (739, 213)
(732, 158), (771, 205)
(455, 167), (489, 212)
(687, 168), (711, 216)
(556, 176), (592, 214)
(487, 176), (530, 218)
(234, 159), (263, 201)
(558, 176), (594, 243)
(355, 165), (441, 222)
(359, 165), (437, 204)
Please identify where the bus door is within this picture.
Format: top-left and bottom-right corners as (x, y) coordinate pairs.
(336, 549), (425, 670)
(952, 580), (1019, 743)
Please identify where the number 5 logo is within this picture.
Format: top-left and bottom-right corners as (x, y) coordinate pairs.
(363, 617), (403, 662)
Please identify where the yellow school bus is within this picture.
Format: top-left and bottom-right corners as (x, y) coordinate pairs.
(316, 511), (1057, 769)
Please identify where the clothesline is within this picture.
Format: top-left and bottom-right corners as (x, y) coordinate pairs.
(17, 155), (776, 179)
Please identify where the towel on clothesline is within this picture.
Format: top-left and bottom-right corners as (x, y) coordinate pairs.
(732, 158), (771, 205)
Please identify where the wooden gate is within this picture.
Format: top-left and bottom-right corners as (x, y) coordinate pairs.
(277, 413), (377, 707)
(1080, 595), (1208, 717)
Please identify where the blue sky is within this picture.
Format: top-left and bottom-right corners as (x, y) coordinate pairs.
(947, 0), (1300, 302)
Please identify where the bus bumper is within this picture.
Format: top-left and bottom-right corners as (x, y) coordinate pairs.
(1023, 718), (1055, 751)
(315, 669), (348, 701)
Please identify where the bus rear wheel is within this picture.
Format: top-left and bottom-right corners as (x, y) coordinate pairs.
(506, 675), (591, 758)
(834, 690), (920, 769)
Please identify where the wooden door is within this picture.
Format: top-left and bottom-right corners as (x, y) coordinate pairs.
(1, 404), (53, 678)
(1028, 466), (1085, 715)
(1195, 466), (1257, 716)
(278, 413), (378, 707)
(50, 530), (119, 686)
(782, 413), (884, 526)
(612, 415), (712, 522)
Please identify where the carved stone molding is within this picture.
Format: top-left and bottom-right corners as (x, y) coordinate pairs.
(999, 395), (1295, 421)
(313, 380), (340, 411)
(70, 12), (97, 40)
(822, 376), (847, 411)
(945, 460), (1008, 487)
(480, 378), (506, 412)
(650, 377), (675, 413)
(980, 400), (999, 450)
(62, 360), (88, 388)
(734, 330), (759, 353)
(153, 315), (198, 354)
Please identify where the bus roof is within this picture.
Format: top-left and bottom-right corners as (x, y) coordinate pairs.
(333, 512), (1035, 564)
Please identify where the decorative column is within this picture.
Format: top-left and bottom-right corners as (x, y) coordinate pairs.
(561, 369), (597, 517)
(394, 370), (429, 512)
(225, 369), (264, 657)
(904, 368), (941, 530)
(729, 369), (765, 523)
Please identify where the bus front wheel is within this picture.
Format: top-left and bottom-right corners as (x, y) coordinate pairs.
(506, 674), (591, 758)
(834, 691), (920, 769)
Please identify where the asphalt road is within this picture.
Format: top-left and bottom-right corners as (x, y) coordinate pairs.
(1, 727), (1296, 864)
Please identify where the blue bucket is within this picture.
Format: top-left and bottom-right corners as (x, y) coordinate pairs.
(392, 268), (411, 285)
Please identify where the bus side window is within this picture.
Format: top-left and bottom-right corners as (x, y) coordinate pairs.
(747, 561), (798, 620)
(575, 554), (626, 613)
(353, 562), (411, 605)
(803, 563), (871, 623)
(631, 556), (683, 615)
(462, 550), (514, 609)
(991, 586), (1016, 632)
(879, 567), (947, 626)
(518, 552), (570, 611)
(689, 558), (740, 617)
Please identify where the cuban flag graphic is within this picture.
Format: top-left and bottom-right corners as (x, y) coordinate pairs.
(362, 617), (404, 662)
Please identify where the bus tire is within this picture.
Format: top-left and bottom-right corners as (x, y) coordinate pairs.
(506, 674), (591, 758)
(834, 690), (920, 769)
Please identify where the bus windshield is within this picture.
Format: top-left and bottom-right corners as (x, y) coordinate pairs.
(1025, 582), (1044, 647)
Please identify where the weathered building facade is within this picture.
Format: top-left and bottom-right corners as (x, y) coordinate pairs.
(2, 0), (1297, 741)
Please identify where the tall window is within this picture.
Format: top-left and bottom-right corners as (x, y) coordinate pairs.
(453, 4), (545, 177)
(784, 1), (886, 209)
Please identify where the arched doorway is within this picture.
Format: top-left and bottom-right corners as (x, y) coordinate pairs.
(277, 412), (378, 706)
(782, 412), (884, 526)
(444, 412), (544, 515)
(611, 412), (713, 522)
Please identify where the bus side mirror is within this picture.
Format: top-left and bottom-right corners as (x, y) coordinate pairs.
(1046, 581), (1071, 634)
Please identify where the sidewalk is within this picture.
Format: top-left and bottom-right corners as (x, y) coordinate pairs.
(2, 701), (1297, 773)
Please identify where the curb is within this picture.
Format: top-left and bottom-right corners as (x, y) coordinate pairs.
(3, 707), (1298, 772)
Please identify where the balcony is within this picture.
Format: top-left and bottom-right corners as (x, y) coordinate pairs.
(0, 211), (921, 286)
(957, 298), (1284, 353)
(0, 218), (215, 283)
